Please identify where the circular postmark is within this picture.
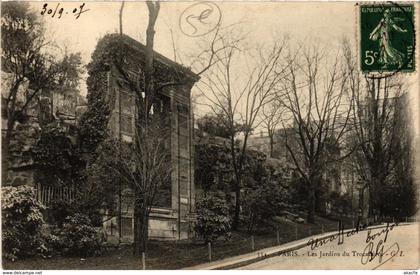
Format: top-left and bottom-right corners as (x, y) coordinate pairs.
(179, 1), (222, 37)
(360, 1), (416, 79)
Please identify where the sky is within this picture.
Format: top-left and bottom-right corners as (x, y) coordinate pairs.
(30, 1), (419, 135)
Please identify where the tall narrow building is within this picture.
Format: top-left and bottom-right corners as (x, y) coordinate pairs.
(89, 34), (198, 240)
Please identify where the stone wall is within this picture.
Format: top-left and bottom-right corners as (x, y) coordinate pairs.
(6, 121), (40, 187)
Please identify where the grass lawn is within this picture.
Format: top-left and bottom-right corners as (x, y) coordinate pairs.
(2, 215), (355, 270)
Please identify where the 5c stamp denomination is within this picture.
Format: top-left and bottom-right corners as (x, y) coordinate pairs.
(360, 3), (415, 73)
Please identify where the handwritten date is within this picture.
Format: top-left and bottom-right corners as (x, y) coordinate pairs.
(41, 3), (89, 19)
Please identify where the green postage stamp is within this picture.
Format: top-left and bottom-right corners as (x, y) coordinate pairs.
(360, 3), (415, 73)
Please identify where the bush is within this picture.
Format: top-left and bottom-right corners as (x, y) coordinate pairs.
(47, 199), (77, 227)
(242, 180), (289, 232)
(328, 191), (352, 215)
(195, 192), (231, 243)
(241, 160), (291, 232)
(1, 185), (47, 260)
(52, 213), (103, 257)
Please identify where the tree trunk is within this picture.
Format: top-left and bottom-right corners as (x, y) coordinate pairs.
(307, 181), (316, 224)
(358, 186), (365, 215)
(140, 211), (149, 253)
(269, 134), (274, 158)
(232, 179), (241, 230)
(132, 1), (160, 257)
(133, 197), (141, 256)
(144, 2), (160, 117)
(119, 2), (125, 35)
(133, 190), (149, 256)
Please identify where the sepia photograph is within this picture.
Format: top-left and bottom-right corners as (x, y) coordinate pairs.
(1, 0), (419, 271)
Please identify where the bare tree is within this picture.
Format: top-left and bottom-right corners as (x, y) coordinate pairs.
(279, 44), (353, 223)
(196, 36), (289, 229)
(343, 44), (414, 219)
(259, 99), (286, 158)
(100, 118), (172, 256)
(111, 0), (239, 256)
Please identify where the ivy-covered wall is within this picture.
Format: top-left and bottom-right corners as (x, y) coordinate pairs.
(80, 33), (199, 240)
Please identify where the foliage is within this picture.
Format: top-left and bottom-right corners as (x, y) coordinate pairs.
(195, 143), (233, 193)
(80, 35), (128, 152)
(78, 77), (111, 153)
(51, 213), (103, 257)
(195, 192), (232, 243)
(1, 2), (83, 120)
(56, 53), (84, 90)
(395, 177), (418, 217)
(242, 161), (290, 232)
(196, 114), (237, 139)
(376, 177), (418, 218)
(80, 137), (125, 224)
(46, 199), (77, 228)
(195, 142), (293, 228)
(328, 191), (352, 215)
(33, 124), (117, 227)
(1, 2), (83, 185)
(32, 124), (85, 186)
(1, 185), (47, 260)
(241, 149), (267, 186)
(195, 143), (269, 193)
(288, 173), (308, 210)
(46, 197), (104, 230)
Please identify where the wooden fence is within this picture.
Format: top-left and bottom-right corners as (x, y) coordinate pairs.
(35, 182), (76, 205)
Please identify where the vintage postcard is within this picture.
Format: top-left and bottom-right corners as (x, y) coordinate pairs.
(1, 0), (419, 271)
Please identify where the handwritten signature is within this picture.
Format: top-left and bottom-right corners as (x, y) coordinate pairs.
(179, 2), (221, 37)
(306, 220), (403, 268)
(307, 221), (345, 250)
(361, 222), (401, 269)
(361, 240), (400, 269)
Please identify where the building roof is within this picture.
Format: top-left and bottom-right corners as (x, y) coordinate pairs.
(97, 33), (200, 82)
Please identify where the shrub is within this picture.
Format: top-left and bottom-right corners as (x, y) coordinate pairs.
(328, 191), (352, 215)
(47, 199), (77, 227)
(241, 160), (291, 232)
(242, 180), (289, 232)
(195, 192), (231, 243)
(1, 185), (47, 260)
(52, 213), (103, 257)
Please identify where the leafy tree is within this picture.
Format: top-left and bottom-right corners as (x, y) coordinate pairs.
(195, 143), (234, 194)
(242, 160), (290, 232)
(195, 192), (232, 243)
(1, 2), (82, 183)
(32, 124), (84, 186)
(196, 114), (238, 139)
